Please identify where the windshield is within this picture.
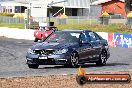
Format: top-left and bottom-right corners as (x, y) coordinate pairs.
(45, 31), (80, 43)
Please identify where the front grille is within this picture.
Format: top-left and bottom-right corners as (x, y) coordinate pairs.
(35, 58), (55, 64)
(34, 49), (54, 55)
(27, 58), (55, 65)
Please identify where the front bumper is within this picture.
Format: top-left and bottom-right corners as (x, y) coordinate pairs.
(26, 53), (71, 65)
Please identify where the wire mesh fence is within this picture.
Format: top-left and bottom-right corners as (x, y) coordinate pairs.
(0, 16), (128, 26)
(32, 16), (101, 25)
(31, 16), (128, 25)
(0, 16), (24, 24)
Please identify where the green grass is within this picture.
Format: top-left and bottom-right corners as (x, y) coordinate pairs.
(56, 23), (132, 34)
(0, 23), (132, 34)
(0, 23), (25, 29)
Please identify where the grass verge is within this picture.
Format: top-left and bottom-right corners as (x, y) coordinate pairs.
(0, 23), (132, 33)
(0, 23), (25, 29)
(57, 23), (132, 34)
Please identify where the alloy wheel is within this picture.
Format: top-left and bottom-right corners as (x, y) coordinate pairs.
(96, 50), (107, 66)
(71, 53), (79, 67)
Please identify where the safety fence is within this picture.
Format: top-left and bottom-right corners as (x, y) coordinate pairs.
(33, 16), (127, 25)
(0, 16), (128, 25)
(0, 16), (24, 24)
(32, 16), (100, 25)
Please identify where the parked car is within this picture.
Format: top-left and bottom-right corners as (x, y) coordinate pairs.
(26, 30), (110, 68)
(34, 26), (57, 42)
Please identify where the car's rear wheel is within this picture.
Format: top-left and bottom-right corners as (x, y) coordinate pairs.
(28, 64), (39, 69)
(34, 38), (38, 42)
(96, 50), (107, 66)
(70, 52), (79, 67)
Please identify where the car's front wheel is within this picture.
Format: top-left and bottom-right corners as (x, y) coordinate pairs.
(28, 64), (39, 69)
(70, 52), (79, 67)
(96, 50), (107, 66)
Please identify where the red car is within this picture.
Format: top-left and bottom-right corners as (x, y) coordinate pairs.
(34, 26), (57, 42)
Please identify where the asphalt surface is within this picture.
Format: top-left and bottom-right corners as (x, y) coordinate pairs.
(0, 37), (132, 78)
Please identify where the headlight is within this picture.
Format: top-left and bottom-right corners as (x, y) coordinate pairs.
(54, 49), (68, 54)
(27, 48), (34, 54)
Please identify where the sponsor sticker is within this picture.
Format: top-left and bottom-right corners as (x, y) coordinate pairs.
(85, 74), (130, 82)
(76, 66), (131, 85)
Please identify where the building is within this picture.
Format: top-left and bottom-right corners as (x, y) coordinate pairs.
(0, 0), (37, 13)
(92, 0), (126, 17)
(30, 0), (91, 17)
(0, 0), (91, 17)
(0, 0), (101, 18)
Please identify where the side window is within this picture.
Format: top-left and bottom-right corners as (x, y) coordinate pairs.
(89, 32), (96, 41)
(80, 32), (90, 42)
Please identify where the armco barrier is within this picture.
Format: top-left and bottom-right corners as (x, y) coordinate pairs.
(0, 27), (131, 48)
(0, 27), (108, 41)
(108, 33), (132, 48)
(0, 27), (35, 40)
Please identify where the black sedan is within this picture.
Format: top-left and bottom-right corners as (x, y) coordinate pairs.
(26, 30), (110, 68)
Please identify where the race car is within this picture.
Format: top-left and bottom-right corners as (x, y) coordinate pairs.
(26, 29), (110, 68)
(34, 26), (58, 42)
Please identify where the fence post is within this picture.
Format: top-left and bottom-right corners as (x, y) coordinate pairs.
(77, 16), (79, 24)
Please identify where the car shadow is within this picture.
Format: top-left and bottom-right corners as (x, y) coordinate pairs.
(105, 63), (130, 66)
(81, 63), (130, 68)
(38, 65), (65, 69)
(38, 62), (130, 69)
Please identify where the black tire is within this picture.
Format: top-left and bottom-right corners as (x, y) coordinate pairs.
(28, 64), (39, 69)
(34, 38), (38, 42)
(76, 75), (87, 85)
(70, 52), (79, 68)
(96, 50), (107, 66)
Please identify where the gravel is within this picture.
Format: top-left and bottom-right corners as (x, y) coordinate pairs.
(0, 73), (132, 88)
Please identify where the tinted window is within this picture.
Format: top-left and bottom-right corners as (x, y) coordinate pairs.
(80, 32), (90, 42)
(89, 32), (97, 41)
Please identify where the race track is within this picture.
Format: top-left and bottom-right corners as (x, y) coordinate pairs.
(0, 37), (132, 77)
